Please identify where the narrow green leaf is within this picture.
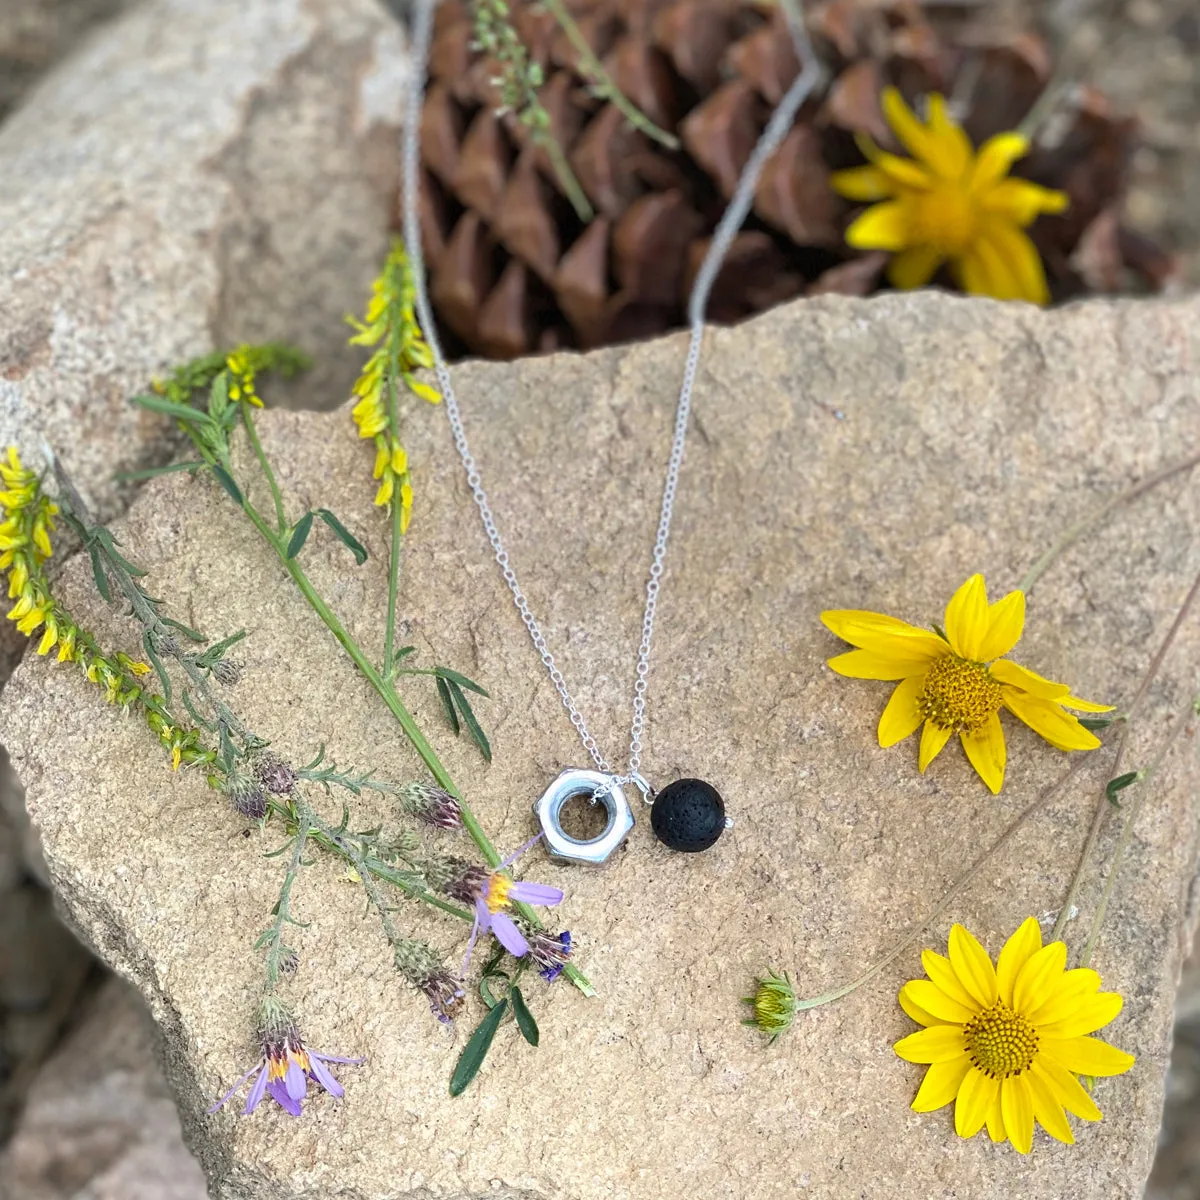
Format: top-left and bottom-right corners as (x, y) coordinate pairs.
(130, 393), (215, 424)
(479, 971), (509, 1010)
(114, 460), (206, 483)
(433, 666), (490, 697)
(436, 676), (459, 735)
(316, 509), (367, 565)
(211, 465), (244, 507)
(1106, 771), (1141, 805)
(449, 999), (508, 1096)
(194, 629), (247, 668)
(180, 688), (217, 731)
(88, 545), (112, 602)
(209, 370), (229, 418)
(510, 986), (539, 1047)
(1079, 716), (1116, 733)
(159, 616), (207, 642)
(450, 681), (492, 763)
(286, 511), (315, 560)
(392, 645), (418, 664)
(142, 631), (172, 705)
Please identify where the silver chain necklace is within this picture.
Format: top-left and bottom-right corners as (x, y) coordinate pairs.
(403, 0), (822, 862)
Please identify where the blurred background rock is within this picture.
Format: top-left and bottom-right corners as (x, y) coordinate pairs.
(0, 0), (1197, 1195)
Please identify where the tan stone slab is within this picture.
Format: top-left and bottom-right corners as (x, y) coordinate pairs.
(3, 292), (1200, 1198)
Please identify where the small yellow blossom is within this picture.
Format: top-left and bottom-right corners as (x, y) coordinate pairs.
(831, 88), (1068, 305)
(896, 918), (1134, 1153)
(742, 970), (796, 1043)
(226, 347), (264, 407)
(822, 574), (1110, 793)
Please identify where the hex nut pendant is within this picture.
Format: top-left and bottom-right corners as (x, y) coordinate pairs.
(534, 768), (634, 866)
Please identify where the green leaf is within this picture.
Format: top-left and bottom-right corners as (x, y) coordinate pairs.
(180, 689), (217, 731)
(286, 511), (314, 560)
(433, 666), (490, 697)
(510, 986), (539, 1047)
(142, 631), (172, 705)
(131, 393), (216, 426)
(88, 546), (111, 602)
(392, 645), (418, 664)
(436, 676), (459, 735)
(211, 465), (244, 507)
(449, 999), (507, 1096)
(316, 509), (367, 565)
(194, 629), (248, 668)
(450, 680), (491, 763)
(1079, 716), (1116, 732)
(114, 460), (206, 483)
(159, 616), (207, 642)
(1106, 771), (1141, 805)
(209, 370), (229, 418)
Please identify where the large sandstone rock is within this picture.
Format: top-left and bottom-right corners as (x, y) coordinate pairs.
(3, 291), (1200, 1198)
(0, 0), (407, 520)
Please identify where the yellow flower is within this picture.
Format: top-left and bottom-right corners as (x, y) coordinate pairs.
(831, 88), (1068, 304)
(821, 574), (1110, 793)
(896, 918), (1134, 1153)
(225, 348), (264, 407)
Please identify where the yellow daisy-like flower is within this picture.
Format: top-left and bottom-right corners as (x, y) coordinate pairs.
(830, 88), (1068, 305)
(896, 918), (1134, 1153)
(821, 574), (1110, 793)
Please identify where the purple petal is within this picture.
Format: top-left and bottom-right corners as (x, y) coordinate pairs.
(490, 911), (529, 957)
(267, 1077), (303, 1116)
(242, 1064), (270, 1115)
(307, 1055), (343, 1099)
(507, 881), (563, 906)
(209, 1060), (263, 1114)
(460, 907), (485, 978)
(499, 831), (544, 869)
(284, 1057), (307, 1101)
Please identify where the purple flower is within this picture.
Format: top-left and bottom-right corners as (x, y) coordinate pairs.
(529, 929), (572, 981)
(419, 969), (466, 1024)
(207, 998), (362, 1117)
(399, 781), (463, 830)
(460, 833), (563, 973)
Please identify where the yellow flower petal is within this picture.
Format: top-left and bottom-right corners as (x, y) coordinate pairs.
(911, 1055), (972, 1112)
(408, 379), (442, 405)
(1001, 1074), (1035, 1154)
(1024, 968), (1102, 1026)
(1039, 1036), (1135, 1078)
(983, 222), (1052, 305)
(881, 88), (959, 179)
(845, 201), (913, 252)
(1062, 693), (1114, 713)
(855, 134), (934, 190)
(1037, 992), (1124, 1039)
(828, 649), (933, 681)
(920, 949), (979, 1012)
(894, 1023), (967, 1064)
(878, 675), (926, 745)
(1013, 940), (1068, 1015)
(918, 720), (952, 772)
(971, 132), (1030, 191)
(820, 609), (947, 659)
(1002, 690), (1101, 751)
(374, 474), (395, 507)
(954, 1066), (998, 1138)
(901, 979), (978, 1025)
(996, 916), (1043, 1007)
(887, 244), (943, 290)
(830, 164), (895, 202)
(980, 177), (1069, 224)
(977, 589), (1025, 662)
(1027, 1061), (1075, 1144)
(943, 574), (989, 659)
(925, 93), (973, 180)
(948, 924), (999, 1009)
(899, 985), (950, 1028)
(989, 658), (1071, 700)
(960, 712), (1006, 793)
(955, 246), (995, 299)
(985, 1091), (1007, 1143)
(1032, 1055), (1102, 1121)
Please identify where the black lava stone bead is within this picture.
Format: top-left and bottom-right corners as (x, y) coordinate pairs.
(650, 778), (726, 852)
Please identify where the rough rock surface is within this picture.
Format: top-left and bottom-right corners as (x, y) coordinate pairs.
(0, 975), (207, 1199)
(3, 291), (1200, 1199)
(0, 0), (408, 521)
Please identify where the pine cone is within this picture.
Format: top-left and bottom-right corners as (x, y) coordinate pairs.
(409, 0), (1176, 362)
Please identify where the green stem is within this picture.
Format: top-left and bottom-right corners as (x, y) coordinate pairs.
(243, 406), (288, 533)
(1018, 449), (1200, 594)
(794, 752), (1102, 1011)
(263, 814), (310, 991)
(539, 0), (679, 149)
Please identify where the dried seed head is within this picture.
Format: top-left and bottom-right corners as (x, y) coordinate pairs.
(276, 947), (300, 976)
(226, 774), (267, 820)
(441, 861), (489, 905)
(398, 781), (463, 830)
(212, 658), (241, 686)
(254, 755), (297, 796)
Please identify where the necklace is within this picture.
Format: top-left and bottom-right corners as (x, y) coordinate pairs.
(402, 0), (821, 864)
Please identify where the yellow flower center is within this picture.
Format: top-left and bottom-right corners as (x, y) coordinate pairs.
(484, 873), (513, 913)
(918, 654), (1003, 733)
(963, 1001), (1039, 1078)
(907, 186), (977, 256)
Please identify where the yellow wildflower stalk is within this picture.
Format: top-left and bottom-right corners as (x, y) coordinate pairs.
(897, 918), (1134, 1153)
(822, 574), (1111, 793)
(831, 88), (1068, 305)
(347, 240), (440, 530)
(0, 447), (211, 772)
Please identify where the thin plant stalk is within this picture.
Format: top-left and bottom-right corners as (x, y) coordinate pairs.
(793, 751), (1105, 1010)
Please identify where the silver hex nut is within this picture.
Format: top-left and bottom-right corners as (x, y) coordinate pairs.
(533, 768), (634, 866)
